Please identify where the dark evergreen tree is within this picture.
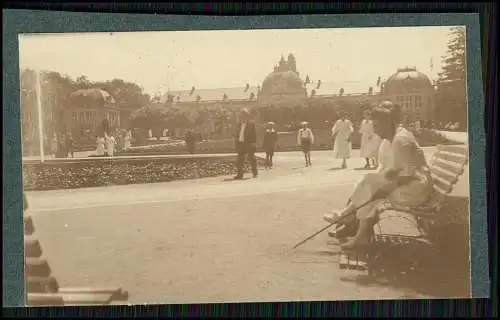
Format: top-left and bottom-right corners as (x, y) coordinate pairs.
(435, 27), (467, 129)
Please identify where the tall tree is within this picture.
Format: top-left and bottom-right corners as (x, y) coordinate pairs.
(20, 69), (76, 138)
(435, 27), (467, 128)
(438, 27), (466, 83)
(94, 78), (150, 110)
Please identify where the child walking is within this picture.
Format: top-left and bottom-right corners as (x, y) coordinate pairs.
(297, 121), (314, 167)
(263, 122), (278, 169)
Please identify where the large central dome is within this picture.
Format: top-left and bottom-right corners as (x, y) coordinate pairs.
(259, 54), (307, 98)
(261, 70), (305, 96)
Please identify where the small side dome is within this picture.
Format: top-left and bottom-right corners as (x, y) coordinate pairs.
(384, 67), (433, 94)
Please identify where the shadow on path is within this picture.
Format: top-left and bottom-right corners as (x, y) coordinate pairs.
(328, 167), (348, 171)
(353, 167), (378, 171)
(221, 177), (252, 182)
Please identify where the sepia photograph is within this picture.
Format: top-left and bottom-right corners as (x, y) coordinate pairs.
(20, 26), (472, 306)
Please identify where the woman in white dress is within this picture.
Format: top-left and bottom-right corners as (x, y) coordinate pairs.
(359, 110), (382, 168)
(96, 136), (105, 156)
(106, 134), (116, 157)
(124, 130), (132, 149)
(331, 112), (354, 169)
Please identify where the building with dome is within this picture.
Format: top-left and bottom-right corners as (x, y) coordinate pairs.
(153, 56), (437, 139)
(258, 54), (308, 106)
(63, 88), (120, 139)
(379, 67), (436, 121)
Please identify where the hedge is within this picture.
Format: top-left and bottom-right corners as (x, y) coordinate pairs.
(117, 128), (460, 156)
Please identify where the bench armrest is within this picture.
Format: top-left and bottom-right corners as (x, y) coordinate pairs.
(58, 287), (129, 301)
(27, 292), (114, 306)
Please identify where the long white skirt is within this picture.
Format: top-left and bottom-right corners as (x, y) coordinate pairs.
(107, 145), (115, 156)
(349, 172), (434, 220)
(360, 134), (381, 158)
(333, 137), (351, 159)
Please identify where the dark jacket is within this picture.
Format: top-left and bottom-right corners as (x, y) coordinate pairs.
(235, 121), (257, 144)
(263, 129), (278, 149)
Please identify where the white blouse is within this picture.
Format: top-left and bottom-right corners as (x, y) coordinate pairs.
(297, 128), (314, 144)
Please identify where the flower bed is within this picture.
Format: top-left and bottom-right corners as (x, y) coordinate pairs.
(23, 156), (265, 191)
(117, 128), (460, 156)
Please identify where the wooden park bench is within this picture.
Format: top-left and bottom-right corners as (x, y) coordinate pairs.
(24, 214), (129, 306)
(338, 144), (469, 277)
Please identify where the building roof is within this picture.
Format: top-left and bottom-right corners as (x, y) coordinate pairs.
(160, 85), (259, 103)
(69, 88), (116, 104)
(305, 80), (379, 97)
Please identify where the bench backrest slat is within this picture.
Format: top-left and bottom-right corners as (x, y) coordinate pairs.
(24, 216), (35, 236)
(431, 173), (454, 193)
(430, 165), (459, 185)
(428, 144), (468, 199)
(437, 144), (469, 157)
(430, 144), (468, 201)
(25, 237), (43, 258)
(433, 151), (468, 166)
(431, 159), (464, 176)
(24, 215), (62, 296)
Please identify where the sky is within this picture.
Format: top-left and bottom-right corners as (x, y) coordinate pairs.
(18, 26), (455, 96)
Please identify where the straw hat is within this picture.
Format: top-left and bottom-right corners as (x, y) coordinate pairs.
(301, 121), (309, 125)
(267, 121), (275, 125)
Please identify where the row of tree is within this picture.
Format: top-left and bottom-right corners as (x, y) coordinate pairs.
(259, 98), (373, 130)
(129, 103), (238, 140)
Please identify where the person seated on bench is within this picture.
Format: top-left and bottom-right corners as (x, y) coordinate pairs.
(326, 101), (434, 250)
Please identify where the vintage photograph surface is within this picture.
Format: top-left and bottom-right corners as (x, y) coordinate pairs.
(20, 26), (471, 305)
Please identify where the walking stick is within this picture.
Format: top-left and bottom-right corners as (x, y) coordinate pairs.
(292, 199), (371, 250)
(292, 177), (413, 250)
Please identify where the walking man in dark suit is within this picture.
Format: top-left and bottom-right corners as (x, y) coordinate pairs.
(234, 108), (258, 180)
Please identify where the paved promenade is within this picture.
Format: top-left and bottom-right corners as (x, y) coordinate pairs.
(25, 146), (471, 304)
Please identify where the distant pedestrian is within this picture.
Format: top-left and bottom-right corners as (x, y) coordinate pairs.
(96, 136), (105, 156)
(263, 122), (278, 169)
(66, 132), (75, 158)
(297, 121), (314, 167)
(234, 108), (258, 180)
(331, 112), (354, 169)
(185, 129), (196, 154)
(359, 110), (381, 168)
(115, 131), (122, 152)
(106, 133), (116, 157)
(50, 134), (58, 157)
(124, 130), (132, 149)
(58, 133), (67, 158)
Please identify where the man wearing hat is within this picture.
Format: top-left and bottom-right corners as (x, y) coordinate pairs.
(262, 121), (278, 169)
(234, 108), (258, 179)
